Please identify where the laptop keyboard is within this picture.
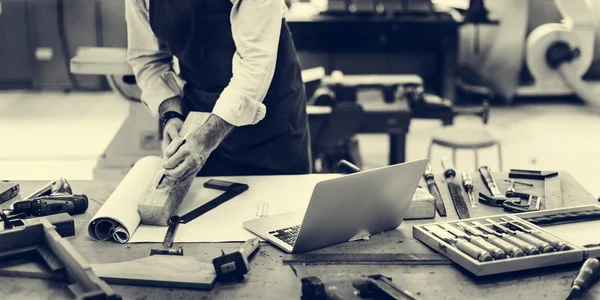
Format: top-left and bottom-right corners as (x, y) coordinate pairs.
(269, 225), (300, 246)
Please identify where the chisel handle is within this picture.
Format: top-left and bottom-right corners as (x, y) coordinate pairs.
(529, 230), (570, 251)
(455, 239), (493, 262)
(573, 258), (600, 290)
(469, 236), (507, 259)
(502, 235), (540, 255)
(514, 232), (555, 253)
(486, 235), (525, 258)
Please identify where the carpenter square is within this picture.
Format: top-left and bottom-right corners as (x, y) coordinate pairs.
(423, 163), (447, 217)
(441, 157), (470, 219)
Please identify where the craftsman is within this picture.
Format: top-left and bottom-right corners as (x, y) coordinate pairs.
(125, 0), (311, 178)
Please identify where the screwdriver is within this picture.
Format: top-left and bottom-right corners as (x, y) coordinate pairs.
(461, 171), (476, 208)
(486, 219), (555, 254)
(471, 221), (540, 256)
(499, 217), (570, 251)
(440, 224), (507, 259)
(456, 222), (525, 258)
(426, 226), (493, 262)
(566, 258), (600, 300)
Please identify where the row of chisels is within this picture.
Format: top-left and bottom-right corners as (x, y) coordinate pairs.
(424, 217), (571, 262)
(423, 157), (471, 219)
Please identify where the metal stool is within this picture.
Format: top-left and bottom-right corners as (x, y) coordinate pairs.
(426, 98), (503, 170)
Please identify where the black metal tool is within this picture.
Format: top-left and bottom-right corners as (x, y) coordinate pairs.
(4, 178), (88, 217)
(151, 179), (249, 256)
(502, 195), (541, 213)
(441, 157), (470, 219)
(0, 181), (19, 205)
(566, 258), (600, 300)
(456, 222), (525, 258)
(423, 163), (447, 217)
(478, 166), (507, 204)
(478, 193), (505, 207)
(509, 169), (558, 180)
(505, 179), (533, 200)
(520, 209), (600, 225)
(499, 217), (570, 251)
(301, 273), (421, 300)
(471, 221), (540, 256)
(461, 171), (476, 208)
(439, 224), (507, 259)
(485, 219), (555, 254)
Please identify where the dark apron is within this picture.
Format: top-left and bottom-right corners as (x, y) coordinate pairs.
(149, 0), (311, 175)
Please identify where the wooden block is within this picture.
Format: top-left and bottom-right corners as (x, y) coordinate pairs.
(405, 186), (436, 220)
(91, 255), (217, 290)
(138, 112), (211, 226)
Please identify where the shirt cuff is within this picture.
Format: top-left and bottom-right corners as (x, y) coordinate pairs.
(212, 87), (267, 127)
(140, 71), (186, 117)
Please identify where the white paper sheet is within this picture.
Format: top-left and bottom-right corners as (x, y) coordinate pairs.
(87, 156), (162, 243)
(129, 174), (341, 243)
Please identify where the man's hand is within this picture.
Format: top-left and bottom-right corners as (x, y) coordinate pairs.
(162, 118), (183, 154)
(162, 114), (233, 180)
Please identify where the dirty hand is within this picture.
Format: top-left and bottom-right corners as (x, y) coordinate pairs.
(162, 114), (233, 181)
(162, 118), (183, 154)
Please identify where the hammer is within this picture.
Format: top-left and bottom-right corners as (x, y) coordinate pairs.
(212, 237), (261, 282)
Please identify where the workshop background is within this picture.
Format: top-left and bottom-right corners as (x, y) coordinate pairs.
(1, 0), (600, 197)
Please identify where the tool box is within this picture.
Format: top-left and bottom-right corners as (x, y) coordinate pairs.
(413, 205), (600, 276)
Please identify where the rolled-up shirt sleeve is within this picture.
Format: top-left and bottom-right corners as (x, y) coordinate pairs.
(125, 0), (185, 117)
(211, 0), (283, 127)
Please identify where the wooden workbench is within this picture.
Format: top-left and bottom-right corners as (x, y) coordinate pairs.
(1, 172), (599, 300)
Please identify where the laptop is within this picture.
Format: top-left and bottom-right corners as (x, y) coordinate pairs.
(243, 159), (428, 253)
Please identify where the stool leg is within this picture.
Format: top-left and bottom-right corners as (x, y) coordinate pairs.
(452, 148), (457, 167)
(497, 143), (503, 171)
(427, 142), (434, 164)
(473, 147), (479, 170)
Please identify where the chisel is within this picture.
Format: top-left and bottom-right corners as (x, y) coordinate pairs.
(441, 157), (470, 219)
(461, 171), (476, 207)
(566, 258), (600, 300)
(471, 221), (540, 255)
(423, 163), (447, 217)
(485, 219), (555, 253)
(426, 226), (493, 262)
(440, 224), (507, 259)
(499, 217), (570, 251)
(456, 222), (525, 258)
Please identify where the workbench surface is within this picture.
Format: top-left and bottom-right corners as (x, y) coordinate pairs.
(1, 172), (599, 300)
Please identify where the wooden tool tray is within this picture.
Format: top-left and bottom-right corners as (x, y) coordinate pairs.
(413, 205), (600, 276)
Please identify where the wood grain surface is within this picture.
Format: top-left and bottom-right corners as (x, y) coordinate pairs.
(0, 172), (598, 300)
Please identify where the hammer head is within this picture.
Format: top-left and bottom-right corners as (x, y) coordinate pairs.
(212, 251), (250, 281)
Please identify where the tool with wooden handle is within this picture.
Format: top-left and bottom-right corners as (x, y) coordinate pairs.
(426, 226), (493, 262)
(566, 258), (600, 300)
(423, 163), (447, 217)
(439, 224), (507, 259)
(499, 217), (570, 251)
(456, 222), (525, 258)
(485, 219), (555, 253)
(441, 157), (470, 219)
(471, 221), (540, 255)
(478, 166), (507, 205)
(461, 171), (476, 208)
(213, 237), (261, 282)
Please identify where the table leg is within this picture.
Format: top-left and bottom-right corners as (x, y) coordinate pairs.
(389, 132), (407, 164)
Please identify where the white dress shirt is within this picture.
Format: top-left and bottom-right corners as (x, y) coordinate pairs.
(125, 0), (288, 126)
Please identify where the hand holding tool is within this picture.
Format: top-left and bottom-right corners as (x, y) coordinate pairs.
(151, 179), (249, 256)
(485, 219), (555, 253)
(426, 226), (493, 262)
(441, 157), (470, 219)
(456, 222), (525, 258)
(478, 166), (507, 204)
(566, 258), (600, 300)
(440, 224), (506, 259)
(213, 237), (260, 282)
(423, 163), (447, 217)
(461, 171), (476, 207)
(472, 221), (540, 255)
(301, 274), (420, 300)
(499, 217), (570, 251)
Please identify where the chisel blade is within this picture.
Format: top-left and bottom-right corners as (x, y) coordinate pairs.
(441, 157), (470, 219)
(424, 164), (447, 217)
